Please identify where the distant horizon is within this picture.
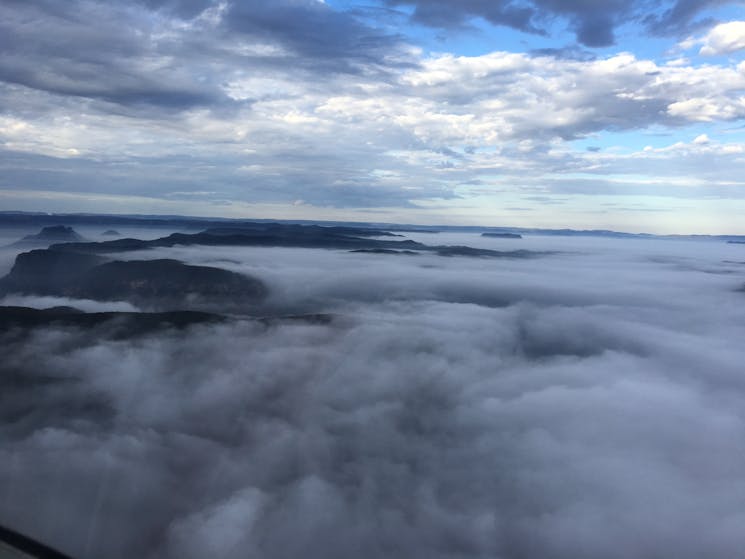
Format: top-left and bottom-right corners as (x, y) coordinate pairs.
(2, 208), (745, 239)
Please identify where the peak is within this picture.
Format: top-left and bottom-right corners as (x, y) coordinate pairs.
(17, 225), (84, 244)
(40, 225), (75, 234)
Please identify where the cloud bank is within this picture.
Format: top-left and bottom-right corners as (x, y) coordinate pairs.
(2, 235), (745, 558)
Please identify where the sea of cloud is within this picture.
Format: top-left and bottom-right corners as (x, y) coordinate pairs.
(2, 233), (745, 558)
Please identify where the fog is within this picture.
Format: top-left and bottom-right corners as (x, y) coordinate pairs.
(2, 233), (745, 558)
(0, 225), (191, 278)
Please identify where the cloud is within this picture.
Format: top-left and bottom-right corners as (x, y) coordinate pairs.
(2, 237), (745, 557)
(4, 41), (745, 211)
(525, 135), (745, 199)
(0, 1), (226, 111)
(386, 0), (541, 34)
(1, 1), (745, 218)
(223, 0), (404, 66)
(133, 0), (215, 19)
(383, 0), (638, 46)
(0, 0), (406, 114)
(384, 0), (741, 47)
(0, 294), (140, 313)
(645, 0), (736, 36)
(695, 20), (745, 55)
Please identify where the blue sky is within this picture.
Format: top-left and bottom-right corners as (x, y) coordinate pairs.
(1, 0), (744, 233)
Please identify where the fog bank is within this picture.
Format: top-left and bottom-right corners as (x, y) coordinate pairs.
(2, 234), (745, 558)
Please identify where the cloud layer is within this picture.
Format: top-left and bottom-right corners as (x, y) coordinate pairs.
(3, 235), (745, 558)
(1, 1), (745, 229)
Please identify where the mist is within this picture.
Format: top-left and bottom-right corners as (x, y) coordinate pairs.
(3, 233), (745, 558)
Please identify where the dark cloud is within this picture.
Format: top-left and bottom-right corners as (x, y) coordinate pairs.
(529, 44), (597, 60)
(645, 0), (735, 36)
(401, 0), (539, 33)
(384, 0), (629, 46)
(0, 0), (406, 113)
(385, 0), (540, 33)
(135, 0), (215, 19)
(2, 236), (745, 557)
(0, 1), (224, 111)
(224, 1), (403, 66)
(384, 0), (740, 46)
(574, 14), (616, 46)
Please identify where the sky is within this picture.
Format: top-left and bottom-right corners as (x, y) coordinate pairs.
(1, 0), (745, 233)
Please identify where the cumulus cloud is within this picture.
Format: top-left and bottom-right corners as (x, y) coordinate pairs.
(4, 41), (745, 211)
(695, 20), (745, 55)
(3, 236), (745, 557)
(396, 52), (745, 137)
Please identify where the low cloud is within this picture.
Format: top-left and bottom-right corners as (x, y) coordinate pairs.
(0, 294), (140, 313)
(2, 236), (745, 557)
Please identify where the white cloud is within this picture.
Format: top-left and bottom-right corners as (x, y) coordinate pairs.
(4, 238), (745, 557)
(699, 21), (745, 56)
(667, 97), (745, 121)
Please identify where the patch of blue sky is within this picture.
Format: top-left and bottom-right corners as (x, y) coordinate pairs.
(720, 122), (745, 139)
(569, 118), (745, 153)
(682, 51), (745, 69)
(569, 129), (673, 153)
(607, 30), (675, 62)
(690, 2), (745, 33)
